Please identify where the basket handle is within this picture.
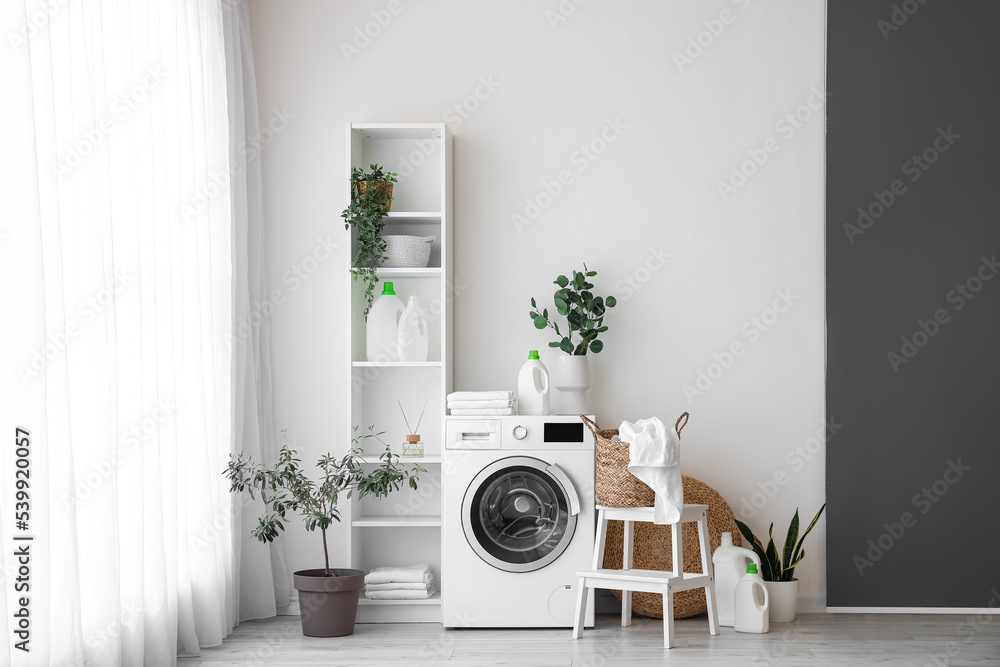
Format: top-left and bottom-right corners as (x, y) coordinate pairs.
(675, 412), (689, 436)
(580, 414), (600, 435)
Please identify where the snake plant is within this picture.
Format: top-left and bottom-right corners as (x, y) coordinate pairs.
(734, 504), (826, 582)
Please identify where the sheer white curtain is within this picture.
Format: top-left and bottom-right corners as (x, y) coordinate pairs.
(0, 0), (282, 664)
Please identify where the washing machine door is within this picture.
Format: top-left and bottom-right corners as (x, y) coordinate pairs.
(462, 456), (580, 573)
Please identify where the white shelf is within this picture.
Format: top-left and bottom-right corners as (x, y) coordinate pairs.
(353, 515), (442, 527)
(385, 211), (441, 220)
(352, 360), (442, 368)
(377, 267), (441, 278)
(356, 455), (443, 464)
(359, 591), (442, 606)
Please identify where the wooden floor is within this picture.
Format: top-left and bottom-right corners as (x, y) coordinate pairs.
(178, 612), (1000, 666)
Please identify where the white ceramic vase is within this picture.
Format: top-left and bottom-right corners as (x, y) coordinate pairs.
(763, 579), (798, 623)
(554, 354), (590, 415)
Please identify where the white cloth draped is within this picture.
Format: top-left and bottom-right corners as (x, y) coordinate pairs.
(0, 0), (284, 664)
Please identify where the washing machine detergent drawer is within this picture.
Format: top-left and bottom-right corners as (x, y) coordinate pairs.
(446, 419), (500, 449)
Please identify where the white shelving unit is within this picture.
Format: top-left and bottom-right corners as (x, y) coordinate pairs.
(345, 123), (452, 623)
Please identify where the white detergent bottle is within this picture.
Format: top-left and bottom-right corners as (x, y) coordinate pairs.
(398, 295), (429, 362)
(517, 350), (549, 415)
(734, 563), (770, 634)
(713, 532), (762, 627)
(366, 282), (404, 362)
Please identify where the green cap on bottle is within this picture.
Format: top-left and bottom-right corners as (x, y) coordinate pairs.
(746, 563), (758, 574)
(382, 282), (395, 295)
(528, 350), (539, 359)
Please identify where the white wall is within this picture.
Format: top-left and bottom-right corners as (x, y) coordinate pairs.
(249, 0), (828, 604)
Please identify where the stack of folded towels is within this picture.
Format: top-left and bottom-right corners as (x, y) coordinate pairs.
(447, 390), (516, 416)
(364, 564), (436, 600)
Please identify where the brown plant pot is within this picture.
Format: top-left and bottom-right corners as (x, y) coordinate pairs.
(355, 180), (394, 212)
(293, 568), (365, 637)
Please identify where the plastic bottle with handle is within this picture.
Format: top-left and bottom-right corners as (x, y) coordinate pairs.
(517, 350), (549, 415)
(366, 282), (404, 362)
(734, 563), (770, 634)
(713, 532), (762, 627)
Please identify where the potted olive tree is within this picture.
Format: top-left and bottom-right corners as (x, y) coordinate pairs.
(225, 427), (423, 637)
(734, 504), (826, 623)
(341, 164), (397, 317)
(528, 264), (617, 414)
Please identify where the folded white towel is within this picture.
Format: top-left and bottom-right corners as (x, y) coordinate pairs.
(365, 581), (434, 592)
(621, 416), (684, 524)
(447, 391), (513, 401)
(365, 586), (436, 600)
(449, 408), (515, 416)
(447, 399), (514, 409)
(364, 564), (432, 585)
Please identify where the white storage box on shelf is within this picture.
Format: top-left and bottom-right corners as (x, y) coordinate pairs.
(381, 235), (434, 268)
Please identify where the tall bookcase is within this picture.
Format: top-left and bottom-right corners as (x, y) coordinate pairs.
(344, 123), (452, 623)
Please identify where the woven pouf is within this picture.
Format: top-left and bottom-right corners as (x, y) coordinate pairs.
(602, 475), (741, 619)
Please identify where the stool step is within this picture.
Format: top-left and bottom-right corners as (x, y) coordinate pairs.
(578, 568), (713, 593)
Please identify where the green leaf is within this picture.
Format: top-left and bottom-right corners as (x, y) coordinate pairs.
(782, 510), (800, 572)
(586, 270), (597, 277)
(548, 341), (561, 348)
(734, 519), (769, 576)
(790, 503), (826, 568)
(590, 340), (604, 353)
(554, 297), (569, 315)
(530, 297), (536, 308)
(606, 296), (617, 307)
(560, 338), (574, 353)
(556, 275), (569, 287)
(533, 317), (548, 330)
(529, 311), (538, 320)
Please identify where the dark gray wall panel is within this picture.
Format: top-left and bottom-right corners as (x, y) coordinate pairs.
(827, 0), (1000, 607)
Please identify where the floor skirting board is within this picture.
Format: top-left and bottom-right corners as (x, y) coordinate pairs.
(828, 606), (1000, 614)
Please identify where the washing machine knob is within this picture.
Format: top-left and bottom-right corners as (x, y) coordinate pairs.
(512, 424), (527, 440)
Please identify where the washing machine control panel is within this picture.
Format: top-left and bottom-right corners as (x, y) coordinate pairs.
(511, 424), (527, 440)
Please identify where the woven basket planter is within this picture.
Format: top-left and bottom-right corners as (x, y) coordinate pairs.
(355, 180), (393, 212)
(603, 475), (741, 619)
(381, 235), (434, 268)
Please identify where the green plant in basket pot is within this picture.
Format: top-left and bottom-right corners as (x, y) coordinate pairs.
(734, 503), (826, 623)
(528, 263), (616, 414)
(341, 163), (398, 317)
(224, 426), (424, 637)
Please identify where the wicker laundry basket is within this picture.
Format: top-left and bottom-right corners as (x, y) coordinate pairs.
(602, 475), (742, 619)
(381, 235), (435, 268)
(582, 413), (688, 508)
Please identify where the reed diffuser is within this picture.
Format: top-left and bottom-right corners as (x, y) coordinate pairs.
(398, 400), (426, 457)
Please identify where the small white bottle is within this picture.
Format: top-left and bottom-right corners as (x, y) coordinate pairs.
(734, 563), (770, 634)
(713, 532), (762, 627)
(398, 295), (429, 362)
(517, 350), (549, 415)
(366, 282), (404, 362)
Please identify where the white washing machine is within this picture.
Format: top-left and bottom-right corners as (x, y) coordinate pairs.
(443, 415), (595, 628)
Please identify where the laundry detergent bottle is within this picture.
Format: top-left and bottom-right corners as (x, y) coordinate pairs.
(734, 563), (769, 634)
(398, 295), (429, 362)
(517, 350), (549, 415)
(366, 282), (404, 362)
(713, 532), (762, 627)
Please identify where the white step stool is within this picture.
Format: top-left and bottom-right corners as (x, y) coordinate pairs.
(572, 504), (720, 649)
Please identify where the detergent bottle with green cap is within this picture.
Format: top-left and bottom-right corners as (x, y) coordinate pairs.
(713, 532), (762, 627)
(734, 562), (770, 634)
(366, 282), (404, 362)
(517, 350), (549, 415)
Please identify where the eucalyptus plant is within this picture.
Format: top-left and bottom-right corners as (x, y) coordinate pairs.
(529, 264), (617, 355)
(224, 427), (423, 577)
(734, 504), (826, 582)
(341, 164), (398, 317)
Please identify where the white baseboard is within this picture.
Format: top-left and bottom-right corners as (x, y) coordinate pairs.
(828, 606), (1000, 614)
